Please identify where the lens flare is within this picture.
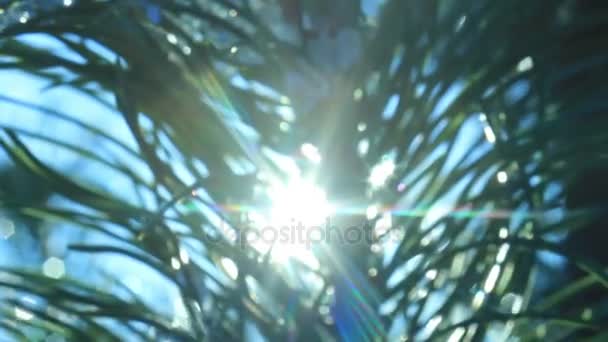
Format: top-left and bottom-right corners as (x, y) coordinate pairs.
(263, 178), (333, 268)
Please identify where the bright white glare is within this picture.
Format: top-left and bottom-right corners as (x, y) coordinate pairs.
(369, 158), (395, 188)
(221, 257), (239, 280)
(517, 56), (534, 72)
(496, 243), (510, 263)
(166, 33), (178, 45)
(14, 298), (35, 321)
(484, 126), (496, 143)
(170, 257), (181, 270)
(447, 327), (466, 342)
(366, 205), (379, 219)
(19, 13), (29, 24)
(277, 106), (295, 122)
(179, 248), (190, 264)
(497, 171), (508, 183)
(300, 143), (322, 164)
(416, 288), (429, 299)
(269, 178), (332, 228)
(421, 316), (443, 339)
(420, 236), (431, 247)
(499, 227), (509, 239)
(264, 178), (333, 269)
(358, 139), (370, 156)
(484, 264), (501, 292)
(14, 307), (34, 321)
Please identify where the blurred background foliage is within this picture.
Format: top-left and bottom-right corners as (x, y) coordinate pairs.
(0, 0), (607, 341)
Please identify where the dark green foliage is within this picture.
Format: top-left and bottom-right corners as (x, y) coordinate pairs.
(0, 0), (607, 340)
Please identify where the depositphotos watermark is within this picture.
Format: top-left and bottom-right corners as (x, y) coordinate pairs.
(203, 217), (405, 248)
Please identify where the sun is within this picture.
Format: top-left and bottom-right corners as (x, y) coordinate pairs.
(268, 178), (332, 229)
(258, 177), (334, 269)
